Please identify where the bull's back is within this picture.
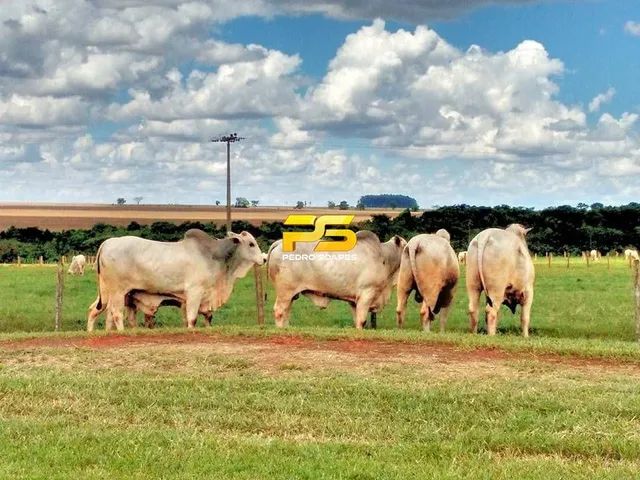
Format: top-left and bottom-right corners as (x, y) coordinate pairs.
(99, 237), (202, 292)
(481, 231), (530, 293)
(269, 239), (384, 297)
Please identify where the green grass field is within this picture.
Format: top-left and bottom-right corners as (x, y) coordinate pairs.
(1, 258), (640, 479)
(0, 257), (636, 340)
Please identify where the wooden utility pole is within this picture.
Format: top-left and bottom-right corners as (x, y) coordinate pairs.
(211, 133), (244, 233)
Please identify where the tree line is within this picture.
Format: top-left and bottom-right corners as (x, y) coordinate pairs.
(1, 203), (639, 263)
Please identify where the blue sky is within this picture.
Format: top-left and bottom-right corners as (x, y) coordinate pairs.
(222, 1), (639, 119)
(1, 0), (640, 208)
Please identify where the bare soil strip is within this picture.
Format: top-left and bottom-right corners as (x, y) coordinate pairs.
(1, 332), (637, 373)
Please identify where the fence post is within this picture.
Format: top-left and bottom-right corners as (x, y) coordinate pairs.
(607, 254), (610, 271)
(17, 255), (21, 267)
(55, 260), (64, 331)
(586, 252), (590, 268)
(566, 252), (570, 268)
(634, 259), (640, 342)
(254, 265), (265, 326)
(548, 252), (552, 268)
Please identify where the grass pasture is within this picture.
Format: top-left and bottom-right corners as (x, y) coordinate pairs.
(1, 257), (640, 479)
(0, 256), (636, 340)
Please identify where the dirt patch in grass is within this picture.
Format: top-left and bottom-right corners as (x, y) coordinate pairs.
(1, 331), (637, 374)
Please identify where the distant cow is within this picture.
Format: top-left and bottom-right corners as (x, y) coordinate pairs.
(458, 251), (467, 265)
(268, 231), (406, 329)
(590, 249), (601, 262)
(88, 229), (264, 331)
(68, 255), (86, 275)
(466, 224), (535, 337)
(396, 229), (459, 332)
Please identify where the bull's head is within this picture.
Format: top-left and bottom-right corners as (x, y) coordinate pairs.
(227, 231), (264, 266)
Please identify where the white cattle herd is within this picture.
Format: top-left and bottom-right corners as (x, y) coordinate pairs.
(84, 224), (541, 336)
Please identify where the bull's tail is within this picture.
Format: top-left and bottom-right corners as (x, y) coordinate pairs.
(408, 241), (429, 306)
(94, 241), (105, 310)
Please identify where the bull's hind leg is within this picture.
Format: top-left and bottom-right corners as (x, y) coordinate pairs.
(87, 296), (106, 332)
(467, 290), (480, 334)
(107, 291), (127, 331)
(395, 253), (414, 329)
(438, 304), (452, 334)
(520, 288), (534, 338)
(420, 301), (435, 332)
(274, 295), (293, 328)
(436, 286), (456, 334)
(202, 311), (213, 327)
(126, 306), (137, 328)
(144, 314), (156, 328)
(485, 293), (502, 336)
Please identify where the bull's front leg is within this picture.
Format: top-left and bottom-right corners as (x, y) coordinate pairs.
(354, 291), (375, 329)
(184, 292), (204, 329)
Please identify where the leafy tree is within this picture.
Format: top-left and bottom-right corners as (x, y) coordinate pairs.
(356, 200), (365, 210)
(133, 196), (143, 205)
(295, 201), (305, 209)
(116, 198), (126, 205)
(327, 201), (336, 209)
(235, 197), (250, 208)
(215, 200), (220, 206)
(251, 200), (259, 207)
(359, 194), (418, 209)
(338, 201), (349, 210)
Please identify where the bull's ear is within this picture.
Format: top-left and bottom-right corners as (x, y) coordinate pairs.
(231, 237), (240, 244)
(394, 236), (403, 246)
(240, 231), (249, 237)
(226, 231), (234, 237)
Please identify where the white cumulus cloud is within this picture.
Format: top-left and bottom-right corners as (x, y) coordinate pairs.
(588, 87), (616, 113)
(624, 21), (640, 36)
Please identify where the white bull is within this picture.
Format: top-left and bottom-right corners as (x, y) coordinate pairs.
(466, 224), (535, 337)
(87, 229), (264, 331)
(396, 230), (459, 332)
(268, 231), (406, 329)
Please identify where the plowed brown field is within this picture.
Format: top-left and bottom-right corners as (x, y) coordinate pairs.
(0, 203), (417, 230)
